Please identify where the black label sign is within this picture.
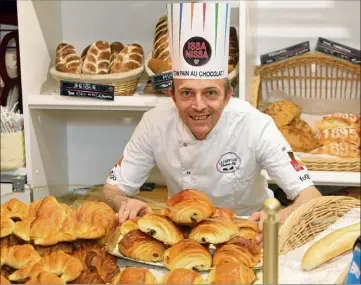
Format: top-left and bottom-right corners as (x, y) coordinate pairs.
(151, 71), (173, 91)
(260, 41), (310, 65)
(183, 36), (212, 67)
(60, 81), (114, 101)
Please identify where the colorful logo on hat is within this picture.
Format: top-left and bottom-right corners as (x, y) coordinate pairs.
(183, 36), (212, 66)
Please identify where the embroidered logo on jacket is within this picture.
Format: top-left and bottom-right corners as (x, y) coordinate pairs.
(216, 152), (241, 173)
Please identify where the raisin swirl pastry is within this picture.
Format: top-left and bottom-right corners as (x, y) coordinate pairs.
(163, 239), (212, 271)
(117, 230), (165, 262)
(138, 213), (183, 245)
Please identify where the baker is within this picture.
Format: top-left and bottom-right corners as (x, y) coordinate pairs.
(100, 2), (321, 243)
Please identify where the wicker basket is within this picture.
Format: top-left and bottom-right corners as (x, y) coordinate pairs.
(50, 65), (144, 96)
(251, 52), (361, 172)
(279, 196), (360, 255)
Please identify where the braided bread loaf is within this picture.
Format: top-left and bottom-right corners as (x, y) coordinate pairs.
(55, 43), (82, 74)
(153, 16), (171, 63)
(82, 41), (111, 74)
(110, 44), (144, 73)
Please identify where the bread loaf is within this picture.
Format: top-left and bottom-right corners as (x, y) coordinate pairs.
(110, 41), (124, 63)
(280, 126), (318, 152)
(153, 16), (171, 63)
(317, 127), (360, 146)
(310, 142), (360, 158)
(110, 44), (143, 73)
(148, 58), (172, 74)
(55, 43), (82, 74)
(82, 41), (111, 74)
(263, 100), (302, 128)
(302, 222), (361, 271)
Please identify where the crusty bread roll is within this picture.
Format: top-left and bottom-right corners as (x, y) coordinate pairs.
(161, 268), (206, 284)
(233, 218), (259, 240)
(279, 126), (318, 152)
(82, 41), (111, 74)
(317, 127), (360, 146)
(310, 142), (360, 158)
(163, 239), (212, 271)
(302, 222), (360, 271)
(189, 218), (238, 244)
(163, 189), (214, 225)
(288, 117), (313, 135)
(55, 43), (82, 74)
(148, 58), (172, 74)
(120, 217), (139, 236)
(118, 229), (165, 262)
(211, 207), (236, 220)
(111, 267), (158, 284)
(153, 16), (171, 63)
(138, 213), (184, 245)
(207, 262), (256, 284)
(110, 43), (144, 73)
(213, 236), (262, 268)
(263, 100), (302, 128)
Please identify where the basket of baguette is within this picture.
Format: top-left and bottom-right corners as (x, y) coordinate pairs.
(276, 196), (360, 284)
(251, 52), (361, 172)
(145, 16), (240, 95)
(49, 41), (145, 96)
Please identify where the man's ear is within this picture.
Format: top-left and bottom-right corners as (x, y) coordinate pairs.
(225, 87), (233, 104)
(168, 88), (176, 103)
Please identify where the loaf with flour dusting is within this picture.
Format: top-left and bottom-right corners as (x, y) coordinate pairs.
(55, 43), (82, 74)
(110, 44), (144, 73)
(82, 41), (111, 74)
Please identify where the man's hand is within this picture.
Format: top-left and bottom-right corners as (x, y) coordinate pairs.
(118, 198), (152, 224)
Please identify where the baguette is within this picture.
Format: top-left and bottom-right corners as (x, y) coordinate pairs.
(301, 222), (360, 271)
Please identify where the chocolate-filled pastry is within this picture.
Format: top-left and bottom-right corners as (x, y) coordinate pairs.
(138, 214), (183, 245)
(208, 262), (256, 284)
(161, 268), (206, 284)
(189, 218), (238, 244)
(233, 218), (259, 240)
(211, 207), (236, 220)
(111, 267), (158, 284)
(120, 217), (139, 236)
(118, 229), (165, 262)
(213, 236), (261, 268)
(163, 189), (214, 225)
(163, 239), (212, 271)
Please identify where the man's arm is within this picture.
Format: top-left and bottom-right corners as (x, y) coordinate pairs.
(99, 184), (129, 212)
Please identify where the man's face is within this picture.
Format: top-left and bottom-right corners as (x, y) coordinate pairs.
(170, 78), (233, 140)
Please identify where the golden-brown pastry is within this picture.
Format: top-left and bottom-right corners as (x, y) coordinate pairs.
(0, 218), (15, 239)
(1, 198), (28, 221)
(318, 113), (361, 129)
(138, 213), (184, 245)
(84, 250), (120, 283)
(310, 142), (360, 158)
(153, 16), (171, 63)
(233, 218), (259, 240)
(189, 218), (238, 244)
(81, 41), (111, 74)
(213, 236), (262, 268)
(55, 43), (82, 74)
(263, 100), (302, 128)
(118, 229), (165, 262)
(148, 58), (172, 74)
(163, 189), (214, 225)
(34, 242), (75, 257)
(111, 267), (158, 284)
(110, 41), (124, 61)
(288, 117), (313, 135)
(317, 128), (360, 146)
(0, 235), (25, 249)
(161, 268), (206, 284)
(163, 239), (212, 271)
(110, 44), (144, 73)
(0, 275), (10, 284)
(70, 270), (105, 284)
(208, 262), (256, 284)
(25, 271), (65, 284)
(120, 217), (139, 236)
(211, 207), (236, 220)
(280, 126), (318, 152)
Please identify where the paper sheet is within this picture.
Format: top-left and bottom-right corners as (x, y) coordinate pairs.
(255, 208), (360, 284)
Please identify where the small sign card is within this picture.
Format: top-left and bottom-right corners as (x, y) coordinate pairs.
(60, 81), (115, 101)
(151, 72), (173, 91)
(260, 41), (310, 65)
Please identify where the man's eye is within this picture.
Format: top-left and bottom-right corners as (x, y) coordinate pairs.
(182, 90), (192, 96)
(206, 90), (216, 96)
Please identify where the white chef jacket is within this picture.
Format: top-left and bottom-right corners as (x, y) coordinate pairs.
(106, 98), (314, 216)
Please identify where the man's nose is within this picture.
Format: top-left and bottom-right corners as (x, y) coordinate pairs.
(192, 93), (206, 111)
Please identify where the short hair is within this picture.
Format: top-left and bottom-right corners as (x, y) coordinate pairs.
(171, 78), (232, 97)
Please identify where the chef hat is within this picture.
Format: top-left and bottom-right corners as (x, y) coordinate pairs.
(167, 2), (231, 79)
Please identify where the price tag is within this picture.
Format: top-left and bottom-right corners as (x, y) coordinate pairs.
(151, 72), (173, 91)
(60, 81), (115, 101)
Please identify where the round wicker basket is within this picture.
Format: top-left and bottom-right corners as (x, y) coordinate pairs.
(49, 65), (144, 96)
(279, 196), (360, 255)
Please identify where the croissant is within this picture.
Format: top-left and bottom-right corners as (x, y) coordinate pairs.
(211, 207), (236, 220)
(25, 271), (65, 284)
(233, 218), (259, 240)
(213, 236), (261, 268)
(84, 250), (120, 283)
(1, 245), (42, 281)
(120, 217), (139, 236)
(118, 229), (165, 262)
(70, 270), (105, 284)
(163, 189), (214, 225)
(0, 235), (25, 249)
(163, 239), (212, 271)
(0, 275), (10, 284)
(138, 213), (184, 245)
(1, 198), (28, 221)
(35, 242), (75, 257)
(111, 267), (158, 284)
(161, 268), (206, 284)
(0, 218), (15, 238)
(207, 262), (256, 284)
(189, 218), (238, 244)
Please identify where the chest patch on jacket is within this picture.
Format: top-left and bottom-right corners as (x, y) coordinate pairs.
(216, 152), (241, 173)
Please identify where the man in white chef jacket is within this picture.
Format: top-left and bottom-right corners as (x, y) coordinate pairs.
(101, 2), (321, 243)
